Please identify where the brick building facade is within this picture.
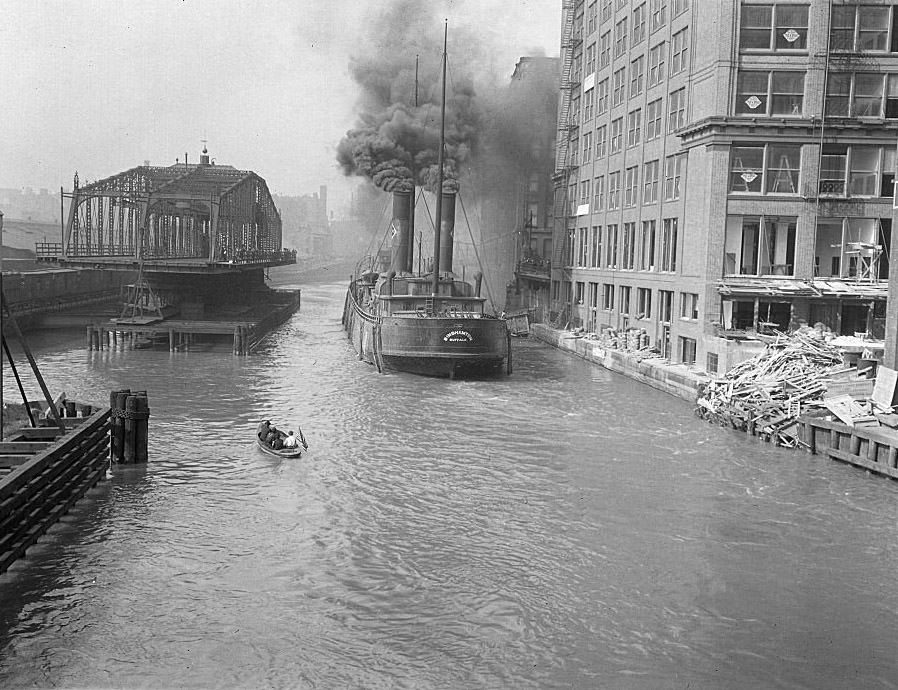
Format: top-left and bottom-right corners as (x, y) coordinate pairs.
(553, 0), (897, 374)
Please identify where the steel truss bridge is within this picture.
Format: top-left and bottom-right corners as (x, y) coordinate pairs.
(36, 158), (295, 274)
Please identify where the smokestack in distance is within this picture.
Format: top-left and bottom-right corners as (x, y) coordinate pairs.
(438, 191), (456, 275)
(390, 190), (412, 274)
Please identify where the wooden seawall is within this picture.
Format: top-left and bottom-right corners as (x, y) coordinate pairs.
(800, 413), (898, 480)
(0, 408), (111, 574)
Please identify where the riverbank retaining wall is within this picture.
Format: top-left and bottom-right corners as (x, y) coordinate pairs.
(530, 324), (707, 401)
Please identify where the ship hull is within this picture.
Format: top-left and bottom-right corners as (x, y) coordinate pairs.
(344, 299), (509, 378)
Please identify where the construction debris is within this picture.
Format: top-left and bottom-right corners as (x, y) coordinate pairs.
(695, 330), (857, 447)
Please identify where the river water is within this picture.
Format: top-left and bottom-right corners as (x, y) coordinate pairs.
(1, 268), (898, 689)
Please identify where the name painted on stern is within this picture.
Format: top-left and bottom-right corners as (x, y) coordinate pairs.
(443, 330), (474, 342)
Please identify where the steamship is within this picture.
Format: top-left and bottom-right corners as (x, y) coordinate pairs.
(341, 24), (510, 378)
(342, 188), (511, 378)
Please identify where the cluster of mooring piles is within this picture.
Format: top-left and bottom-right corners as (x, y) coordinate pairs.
(109, 390), (149, 463)
(695, 331), (849, 448)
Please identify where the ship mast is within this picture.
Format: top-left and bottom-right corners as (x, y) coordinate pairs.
(431, 21), (448, 297)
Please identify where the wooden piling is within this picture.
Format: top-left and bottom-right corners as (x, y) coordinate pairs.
(123, 395), (137, 463)
(134, 392), (149, 463)
(110, 389), (130, 463)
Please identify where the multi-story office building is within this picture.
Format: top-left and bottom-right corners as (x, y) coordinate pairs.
(552, 0), (895, 374)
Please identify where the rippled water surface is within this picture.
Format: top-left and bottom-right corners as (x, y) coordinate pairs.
(2, 270), (898, 689)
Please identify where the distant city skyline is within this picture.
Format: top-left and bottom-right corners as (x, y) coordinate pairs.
(0, 0), (560, 215)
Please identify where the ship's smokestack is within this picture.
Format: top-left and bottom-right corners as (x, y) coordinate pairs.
(438, 191), (455, 275)
(390, 190), (412, 274)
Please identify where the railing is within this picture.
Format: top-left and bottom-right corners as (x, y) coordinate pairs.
(517, 256), (551, 277)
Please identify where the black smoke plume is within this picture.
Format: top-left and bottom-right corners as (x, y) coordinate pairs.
(336, 1), (484, 193)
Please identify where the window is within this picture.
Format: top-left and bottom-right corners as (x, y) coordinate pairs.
(679, 337), (696, 365)
(640, 220), (656, 270)
(630, 56), (645, 97)
(585, 43), (597, 76)
(626, 109), (642, 147)
(632, 3), (646, 44)
(597, 78), (610, 113)
(661, 217), (678, 271)
(735, 71), (805, 116)
(579, 178), (592, 203)
(740, 4), (809, 51)
(599, 31), (612, 69)
(724, 215), (797, 276)
(672, 0), (688, 17)
(670, 28), (689, 74)
(577, 227), (589, 266)
(588, 1), (598, 35)
(831, 5), (897, 53)
(645, 98), (663, 139)
(595, 125), (607, 157)
(591, 225), (602, 267)
(583, 131), (592, 163)
(729, 144), (801, 194)
(584, 88), (595, 121)
(602, 0), (613, 23)
(818, 145), (897, 197)
(624, 166), (639, 206)
(613, 67), (627, 106)
(608, 171), (621, 209)
(603, 283), (615, 310)
(659, 290), (673, 321)
(568, 181), (577, 216)
(622, 222), (637, 269)
(615, 17), (629, 56)
(593, 176), (605, 210)
(610, 117), (623, 152)
(620, 285), (632, 315)
(664, 154), (684, 200)
(570, 135), (580, 167)
(650, 0), (667, 32)
(643, 159), (659, 203)
(668, 87), (686, 131)
(814, 217), (891, 280)
(648, 42), (666, 86)
(680, 292), (699, 319)
(826, 73), (898, 118)
(606, 224), (619, 268)
(637, 287), (652, 318)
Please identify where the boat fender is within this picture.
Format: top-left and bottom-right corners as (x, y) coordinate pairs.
(386, 271), (396, 297)
(474, 272), (483, 297)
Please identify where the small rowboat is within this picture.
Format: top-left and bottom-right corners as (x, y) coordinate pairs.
(256, 422), (307, 459)
(256, 436), (304, 458)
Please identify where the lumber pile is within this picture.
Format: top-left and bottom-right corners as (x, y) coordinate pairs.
(695, 331), (847, 447)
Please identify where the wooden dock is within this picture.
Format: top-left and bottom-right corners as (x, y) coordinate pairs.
(0, 408), (111, 574)
(88, 288), (301, 355)
(800, 412), (898, 480)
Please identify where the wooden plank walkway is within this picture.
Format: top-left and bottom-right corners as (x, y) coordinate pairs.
(0, 408), (111, 574)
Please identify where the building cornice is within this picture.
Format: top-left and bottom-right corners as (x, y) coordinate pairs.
(679, 116), (898, 149)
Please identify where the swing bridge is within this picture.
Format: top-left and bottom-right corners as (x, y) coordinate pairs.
(30, 154), (301, 353)
(35, 153), (295, 274)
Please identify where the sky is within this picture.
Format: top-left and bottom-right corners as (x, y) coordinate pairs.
(0, 0), (560, 214)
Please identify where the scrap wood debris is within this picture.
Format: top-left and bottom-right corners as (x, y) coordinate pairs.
(695, 331), (846, 447)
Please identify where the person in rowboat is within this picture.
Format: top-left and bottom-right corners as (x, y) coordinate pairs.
(282, 431), (298, 448)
